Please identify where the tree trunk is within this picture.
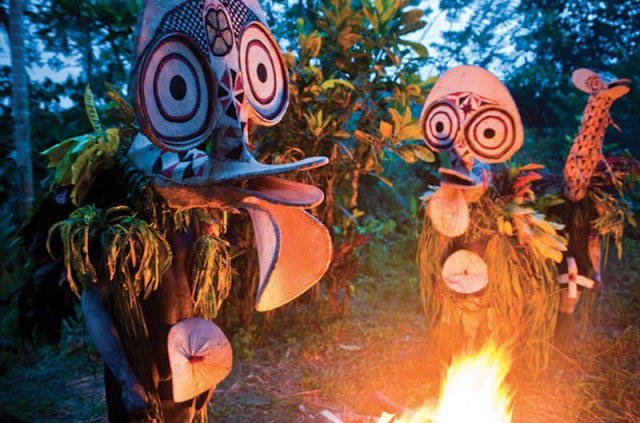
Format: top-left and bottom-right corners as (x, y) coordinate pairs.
(9, 0), (33, 220)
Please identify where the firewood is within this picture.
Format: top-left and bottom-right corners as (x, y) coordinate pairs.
(371, 391), (411, 416)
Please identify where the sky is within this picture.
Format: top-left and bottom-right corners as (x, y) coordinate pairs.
(0, 0), (464, 106)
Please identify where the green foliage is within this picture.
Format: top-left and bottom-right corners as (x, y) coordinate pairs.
(104, 81), (135, 125)
(28, 0), (140, 89)
(0, 0), (140, 207)
(590, 187), (637, 260)
(252, 0), (434, 314)
(0, 207), (29, 302)
(41, 86), (121, 205)
(436, 0), (640, 169)
(231, 324), (260, 361)
(436, 0), (521, 72)
(47, 205), (171, 299)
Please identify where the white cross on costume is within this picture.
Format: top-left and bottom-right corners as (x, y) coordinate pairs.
(557, 256), (595, 299)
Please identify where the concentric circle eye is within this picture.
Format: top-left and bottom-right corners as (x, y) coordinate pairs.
(587, 75), (604, 93)
(463, 106), (516, 162)
(133, 33), (217, 152)
(205, 8), (233, 56)
(239, 22), (289, 125)
(421, 101), (460, 151)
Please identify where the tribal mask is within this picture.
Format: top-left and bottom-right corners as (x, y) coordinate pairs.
(563, 68), (631, 202)
(420, 66), (524, 237)
(128, 0), (327, 182)
(126, 0), (332, 311)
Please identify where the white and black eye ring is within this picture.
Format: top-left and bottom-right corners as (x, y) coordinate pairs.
(153, 53), (200, 122)
(463, 106), (516, 162)
(239, 21), (289, 125)
(422, 101), (460, 151)
(134, 33), (217, 152)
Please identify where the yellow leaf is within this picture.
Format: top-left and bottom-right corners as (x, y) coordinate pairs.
(389, 108), (402, 129)
(406, 84), (421, 96)
(354, 130), (378, 145)
(397, 124), (423, 142)
(403, 106), (412, 125)
(105, 128), (121, 155)
(379, 121), (393, 138)
(503, 221), (513, 236)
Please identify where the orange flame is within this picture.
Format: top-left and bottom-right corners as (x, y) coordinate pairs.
(384, 342), (513, 423)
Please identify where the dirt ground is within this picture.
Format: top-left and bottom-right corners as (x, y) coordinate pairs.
(0, 241), (638, 423)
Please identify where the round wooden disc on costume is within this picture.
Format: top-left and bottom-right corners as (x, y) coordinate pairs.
(167, 318), (232, 403)
(134, 33), (217, 152)
(442, 249), (488, 294)
(428, 187), (469, 237)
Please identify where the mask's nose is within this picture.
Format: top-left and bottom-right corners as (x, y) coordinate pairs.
(448, 136), (474, 174)
(211, 118), (250, 161)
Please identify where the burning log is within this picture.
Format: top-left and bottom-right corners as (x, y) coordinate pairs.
(371, 391), (412, 416)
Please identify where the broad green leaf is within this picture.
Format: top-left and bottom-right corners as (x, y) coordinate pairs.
(399, 39), (428, 58)
(408, 144), (435, 162)
(71, 143), (101, 186)
(71, 134), (99, 154)
(403, 106), (412, 125)
(397, 123), (423, 142)
(393, 145), (417, 163)
(422, 76), (439, 88)
(105, 128), (121, 154)
(42, 138), (78, 168)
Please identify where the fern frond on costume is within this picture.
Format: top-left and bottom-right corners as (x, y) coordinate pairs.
(46, 204), (170, 420)
(46, 205), (171, 299)
(190, 231), (232, 320)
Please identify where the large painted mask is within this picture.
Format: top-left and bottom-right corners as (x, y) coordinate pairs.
(420, 66), (524, 237)
(563, 68), (631, 202)
(127, 0), (332, 311)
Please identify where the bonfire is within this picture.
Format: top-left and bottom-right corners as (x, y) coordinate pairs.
(379, 342), (513, 423)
